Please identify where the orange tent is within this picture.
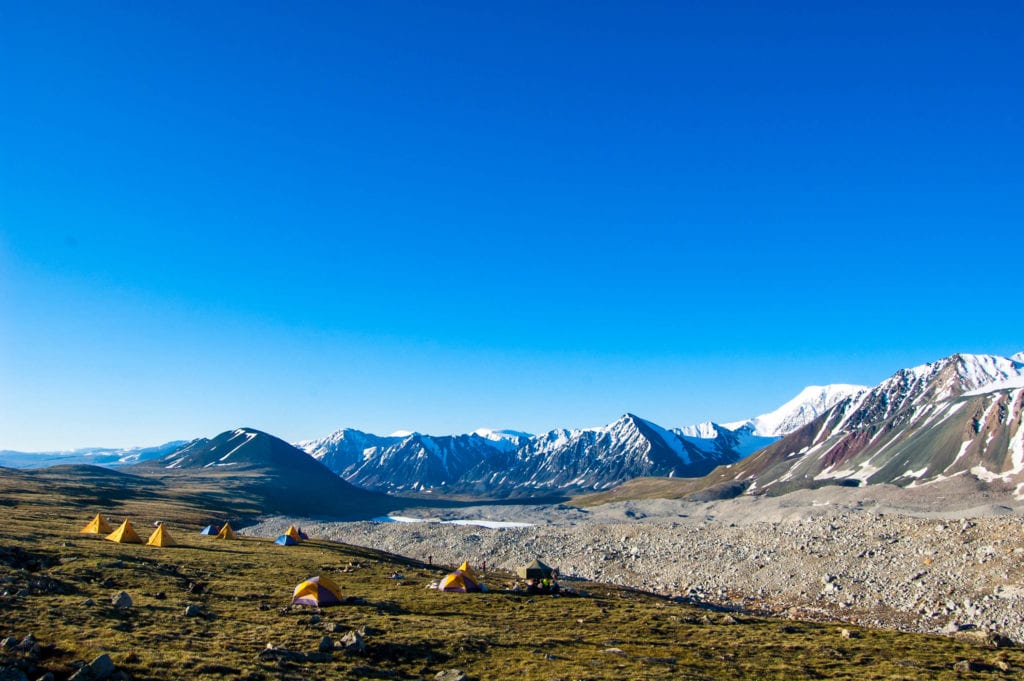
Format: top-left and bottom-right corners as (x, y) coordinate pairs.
(105, 520), (143, 544)
(216, 522), (238, 540)
(80, 513), (113, 535)
(146, 524), (177, 547)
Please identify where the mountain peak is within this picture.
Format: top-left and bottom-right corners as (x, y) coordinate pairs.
(748, 384), (869, 437)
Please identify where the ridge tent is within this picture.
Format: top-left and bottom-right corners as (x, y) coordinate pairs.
(105, 520), (143, 544)
(80, 513), (113, 535)
(291, 576), (342, 606)
(146, 524), (177, 547)
(438, 562), (483, 593)
(216, 523), (238, 540)
(284, 525), (302, 541)
(274, 534), (298, 546)
(517, 558), (554, 580)
(198, 525), (220, 536)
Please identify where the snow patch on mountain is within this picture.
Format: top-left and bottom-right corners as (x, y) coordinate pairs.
(748, 384), (869, 437)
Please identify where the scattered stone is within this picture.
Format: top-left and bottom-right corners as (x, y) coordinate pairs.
(88, 654), (115, 680)
(942, 621), (965, 635)
(82, 599), (96, 607)
(953, 629), (1013, 648)
(68, 653), (116, 681)
(1, 637), (17, 649)
(317, 636), (334, 653)
(184, 604), (202, 618)
(338, 630), (365, 654)
(603, 648), (625, 654)
(952, 659), (978, 672)
(840, 628), (859, 639)
(322, 622), (340, 633)
(111, 592), (132, 610)
(434, 671), (468, 681)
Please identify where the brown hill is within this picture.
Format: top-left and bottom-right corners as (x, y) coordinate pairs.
(130, 427), (393, 518)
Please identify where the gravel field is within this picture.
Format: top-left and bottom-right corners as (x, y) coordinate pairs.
(245, 483), (1024, 643)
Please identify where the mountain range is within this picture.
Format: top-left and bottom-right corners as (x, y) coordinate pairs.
(3, 350), (1022, 503)
(295, 384), (866, 495)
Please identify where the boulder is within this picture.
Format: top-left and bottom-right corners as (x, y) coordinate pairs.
(111, 592), (132, 610)
(338, 630), (365, 654)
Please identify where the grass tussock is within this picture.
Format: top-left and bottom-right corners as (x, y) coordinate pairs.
(2, 469), (1023, 680)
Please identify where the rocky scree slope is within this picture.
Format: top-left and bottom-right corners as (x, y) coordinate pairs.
(249, 508), (1024, 644)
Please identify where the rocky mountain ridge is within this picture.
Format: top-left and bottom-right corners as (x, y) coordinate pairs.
(715, 353), (1024, 498)
(296, 384), (868, 495)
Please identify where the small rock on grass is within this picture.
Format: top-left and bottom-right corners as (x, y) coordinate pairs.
(68, 653), (116, 681)
(111, 592), (132, 610)
(184, 604), (202, 618)
(338, 630), (365, 654)
(434, 671), (468, 681)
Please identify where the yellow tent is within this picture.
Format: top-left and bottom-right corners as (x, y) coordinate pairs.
(284, 524), (302, 541)
(80, 513), (113, 535)
(216, 522), (238, 540)
(146, 524), (177, 547)
(439, 570), (481, 592)
(105, 520), (143, 544)
(456, 561), (478, 582)
(291, 576), (342, 606)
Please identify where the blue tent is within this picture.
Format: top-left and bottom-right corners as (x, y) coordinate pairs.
(199, 525), (220, 535)
(274, 534), (298, 546)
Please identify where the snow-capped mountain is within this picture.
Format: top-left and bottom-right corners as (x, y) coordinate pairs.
(720, 384), (869, 437)
(301, 414), (742, 495)
(676, 384), (869, 459)
(469, 414), (738, 495)
(716, 352), (1024, 497)
(300, 430), (520, 492)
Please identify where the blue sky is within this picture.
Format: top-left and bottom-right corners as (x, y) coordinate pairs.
(2, 2), (1022, 451)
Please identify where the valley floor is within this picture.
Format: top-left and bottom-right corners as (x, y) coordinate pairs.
(246, 484), (1024, 645)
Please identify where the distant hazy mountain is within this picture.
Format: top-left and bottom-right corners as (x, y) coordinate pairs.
(0, 441), (188, 469)
(710, 352), (1024, 496)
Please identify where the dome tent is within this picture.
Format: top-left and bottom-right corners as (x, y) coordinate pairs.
(438, 561), (485, 593)
(291, 576), (342, 606)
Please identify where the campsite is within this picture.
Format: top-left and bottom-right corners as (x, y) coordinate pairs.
(3, 467), (1024, 680)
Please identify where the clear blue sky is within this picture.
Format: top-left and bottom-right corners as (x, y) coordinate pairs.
(2, 2), (1022, 451)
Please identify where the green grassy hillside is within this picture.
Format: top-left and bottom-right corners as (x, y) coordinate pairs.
(2, 468), (1022, 680)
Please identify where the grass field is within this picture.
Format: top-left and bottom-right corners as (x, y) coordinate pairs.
(2, 466), (1023, 680)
